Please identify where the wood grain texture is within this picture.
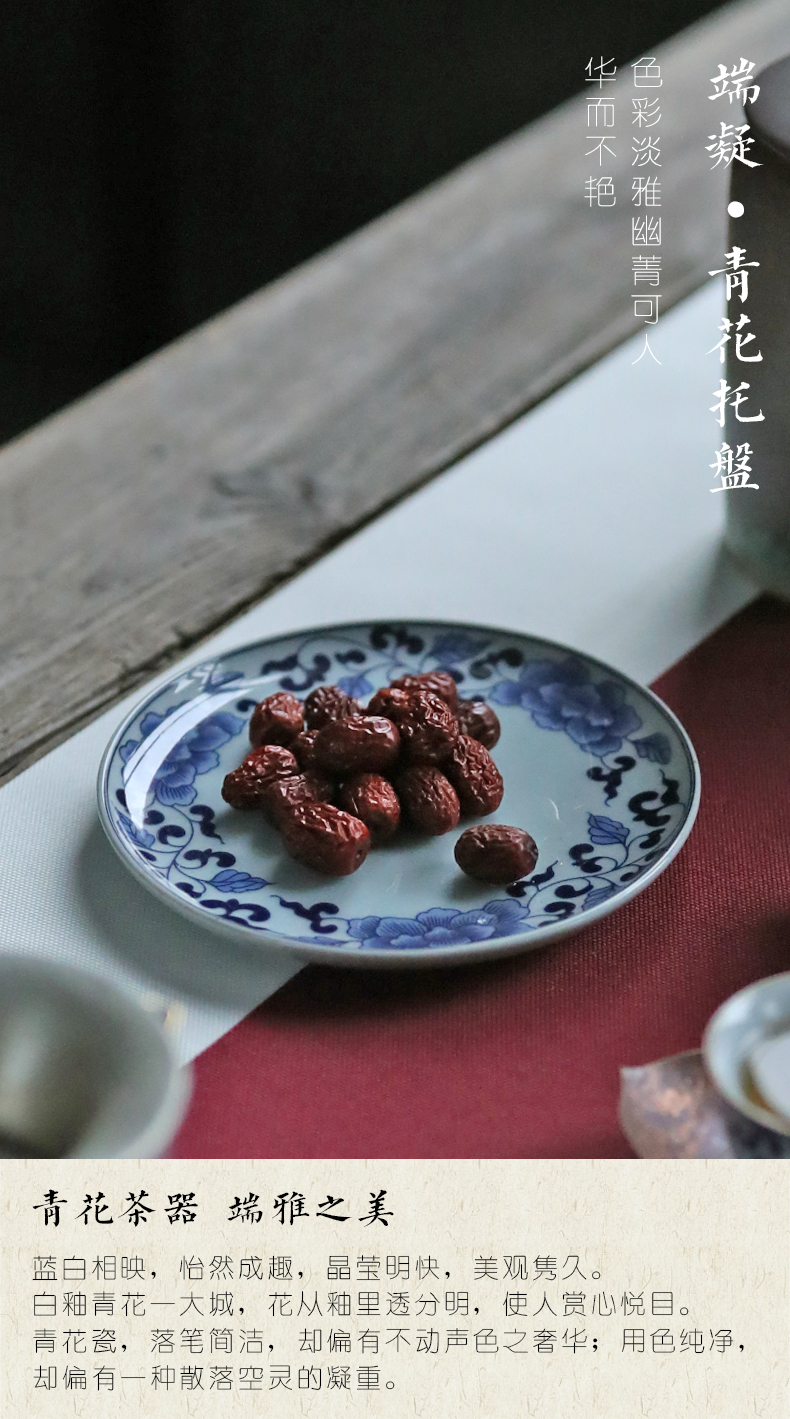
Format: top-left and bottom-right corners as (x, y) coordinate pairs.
(1, 0), (789, 783)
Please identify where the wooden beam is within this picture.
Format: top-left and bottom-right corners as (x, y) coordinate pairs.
(1, 0), (788, 783)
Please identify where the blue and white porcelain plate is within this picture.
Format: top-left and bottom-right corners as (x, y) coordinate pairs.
(98, 620), (700, 968)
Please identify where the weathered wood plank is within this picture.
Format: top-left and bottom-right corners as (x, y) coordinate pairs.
(1, 0), (788, 783)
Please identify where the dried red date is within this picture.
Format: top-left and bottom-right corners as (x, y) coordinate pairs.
(455, 824), (538, 883)
(397, 689), (459, 766)
(338, 773), (401, 841)
(221, 744), (298, 809)
(249, 691), (303, 748)
(390, 670), (459, 710)
(224, 670), (516, 879)
(366, 685), (412, 720)
(314, 715), (400, 775)
(263, 771), (335, 828)
(456, 699), (501, 750)
(281, 802), (371, 875)
(396, 765), (460, 835)
(290, 730), (321, 771)
(303, 684), (360, 730)
(446, 735), (504, 815)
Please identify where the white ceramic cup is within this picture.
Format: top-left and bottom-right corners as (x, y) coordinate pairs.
(0, 954), (191, 1157)
(702, 970), (790, 1136)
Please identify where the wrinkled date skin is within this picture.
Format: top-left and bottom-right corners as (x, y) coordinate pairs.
(390, 669), (459, 710)
(396, 765), (460, 835)
(456, 699), (501, 750)
(455, 824), (538, 883)
(314, 715), (400, 775)
(249, 691), (304, 748)
(338, 773), (401, 840)
(397, 690), (459, 766)
(290, 730), (321, 771)
(446, 735), (504, 815)
(303, 684), (360, 730)
(262, 770), (335, 828)
(221, 744), (298, 809)
(281, 802), (371, 875)
(366, 685), (412, 720)
(223, 674), (514, 878)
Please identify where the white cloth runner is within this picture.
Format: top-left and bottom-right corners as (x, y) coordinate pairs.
(0, 282), (756, 1064)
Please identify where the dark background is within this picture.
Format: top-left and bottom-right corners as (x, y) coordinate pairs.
(2, 1), (724, 445)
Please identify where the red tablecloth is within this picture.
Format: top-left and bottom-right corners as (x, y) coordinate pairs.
(170, 597), (790, 1158)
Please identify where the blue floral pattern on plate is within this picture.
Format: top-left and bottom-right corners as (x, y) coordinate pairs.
(98, 621), (700, 966)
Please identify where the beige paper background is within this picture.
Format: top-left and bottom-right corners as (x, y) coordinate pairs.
(1, 1159), (787, 1418)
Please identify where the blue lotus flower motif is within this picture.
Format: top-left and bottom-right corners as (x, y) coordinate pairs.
(489, 656), (642, 757)
(120, 707), (245, 807)
(348, 898), (530, 950)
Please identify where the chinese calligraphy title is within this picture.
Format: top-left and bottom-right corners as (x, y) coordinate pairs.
(706, 58), (762, 493)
